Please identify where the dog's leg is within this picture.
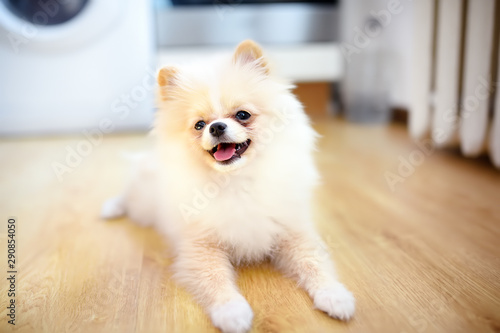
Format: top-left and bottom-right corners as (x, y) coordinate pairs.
(272, 231), (355, 321)
(173, 240), (253, 333)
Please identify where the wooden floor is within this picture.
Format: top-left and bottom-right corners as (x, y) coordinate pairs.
(1, 118), (499, 333)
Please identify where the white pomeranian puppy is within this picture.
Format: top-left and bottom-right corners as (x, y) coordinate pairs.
(102, 40), (355, 333)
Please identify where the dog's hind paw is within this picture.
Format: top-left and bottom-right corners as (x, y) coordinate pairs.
(101, 196), (125, 219)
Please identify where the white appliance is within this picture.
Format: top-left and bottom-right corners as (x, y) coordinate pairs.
(339, 0), (413, 109)
(0, 0), (155, 136)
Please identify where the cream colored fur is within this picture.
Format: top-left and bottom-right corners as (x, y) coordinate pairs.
(102, 40), (355, 333)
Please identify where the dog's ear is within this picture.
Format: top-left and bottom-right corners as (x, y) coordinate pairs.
(157, 66), (178, 101)
(233, 40), (269, 74)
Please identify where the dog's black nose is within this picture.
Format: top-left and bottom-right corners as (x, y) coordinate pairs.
(209, 122), (227, 137)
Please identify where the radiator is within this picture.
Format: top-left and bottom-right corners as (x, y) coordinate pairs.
(410, 0), (500, 168)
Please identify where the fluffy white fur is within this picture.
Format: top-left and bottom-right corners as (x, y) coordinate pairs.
(102, 40), (355, 333)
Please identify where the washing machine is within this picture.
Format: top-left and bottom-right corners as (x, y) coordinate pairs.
(0, 0), (155, 135)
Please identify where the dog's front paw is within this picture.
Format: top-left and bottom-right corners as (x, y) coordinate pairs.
(313, 283), (355, 321)
(209, 297), (253, 333)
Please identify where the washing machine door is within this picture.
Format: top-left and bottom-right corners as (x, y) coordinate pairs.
(0, 0), (154, 136)
(0, 0), (123, 51)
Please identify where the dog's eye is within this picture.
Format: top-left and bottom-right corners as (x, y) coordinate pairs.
(235, 111), (251, 120)
(194, 121), (206, 130)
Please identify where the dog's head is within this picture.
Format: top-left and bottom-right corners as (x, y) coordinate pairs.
(155, 40), (295, 172)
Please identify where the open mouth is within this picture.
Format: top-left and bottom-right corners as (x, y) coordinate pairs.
(208, 139), (251, 164)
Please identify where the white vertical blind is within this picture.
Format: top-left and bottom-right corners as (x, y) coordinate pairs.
(491, 40), (500, 168)
(410, 0), (499, 169)
(432, 0), (463, 147)
(459, 0), (496, 157)
(410, 0), (434, 140)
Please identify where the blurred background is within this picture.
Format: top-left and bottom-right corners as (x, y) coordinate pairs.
(0, 0), (498, 167)
(1, 2), (499, 332)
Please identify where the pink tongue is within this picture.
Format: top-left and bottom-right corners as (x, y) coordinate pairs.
(214, 143), (236, 161)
